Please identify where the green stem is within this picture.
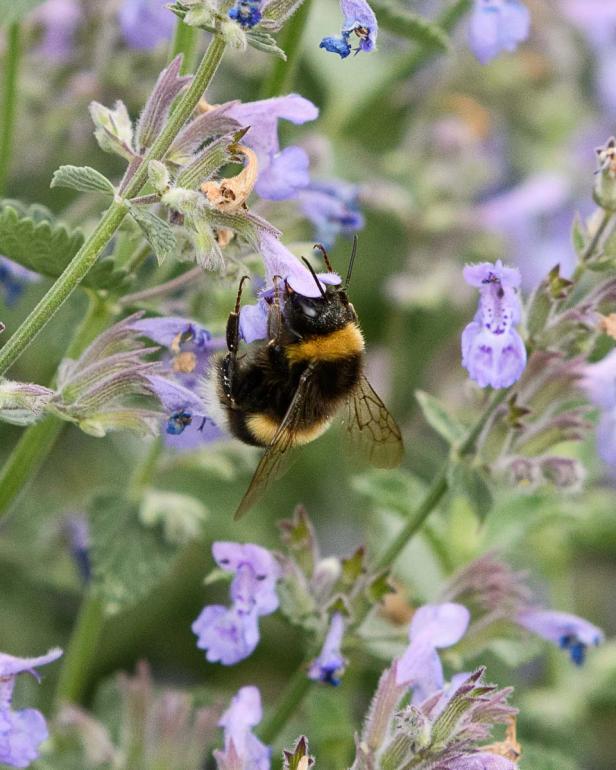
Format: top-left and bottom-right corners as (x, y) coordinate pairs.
(259, 0), (313, 99)
(0, 23), (21, 195)
(257, 386), (509, 744)
(0, 296), (115, 520)
(170, 19), (200, 74)
(54, 592), (105, 706)
(0, 35), (226, 377)
(581, 210), (614, 264)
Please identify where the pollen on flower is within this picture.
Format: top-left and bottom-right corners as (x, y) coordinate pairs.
(172, 351), (198, 374)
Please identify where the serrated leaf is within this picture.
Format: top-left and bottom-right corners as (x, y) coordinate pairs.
(415, 390), (465, 444)
(0, 0), (46, 24)
(128, 206), (177, 265)
(50, 165), (115, 196)
(448, 462), (494, 521)
(89, 493), (179, 615)
(246, 29), (287, 60)
(371, 0), (450, 50)
(0, 201), (132, 291)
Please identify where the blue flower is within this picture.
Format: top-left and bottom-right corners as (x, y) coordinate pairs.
(0, 257), (39, 306)
(461, 260), (527, 389)
(516, 609), (604, 665)
(321, 0), (378, 58)
(216, 687), (271, 770)
(0, 648), (62, 768)
(228, 0), (262, 29)
(468, 0), (530, 65)
(308, 613), (346, 685)
(395, 603), (470, 702)
(192, 543), (280, 666)
(117, 0), (175, 50)
(298, 179), (364, 249)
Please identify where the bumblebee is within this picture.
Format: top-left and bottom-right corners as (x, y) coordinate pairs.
(205, 239), (404, 519)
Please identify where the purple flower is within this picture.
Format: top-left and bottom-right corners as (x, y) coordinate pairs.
(217, 687), (271, 770)
(0, 258), (39, 307)
(118, 0), (175, 51)
(298, 180), (364, 249)
(395, 603), (470, 702)
(461, 260), (527, 389)
(468, 0), (530, 65)
(239, 298), (270, 344)
(192, 543), (280, 665)
(228, 0), (262, 29)
(146, 375), (221, 447)
(0, 648), (62, 768)
(516, 609), (604, 665)
(33, 0), (82, 60)
(580, 350), (616, 467)
(308, 613), (346, 685)
(449, 754), (517, 770)
(320, 0), (378, 58)
(226, 96), (318, 200)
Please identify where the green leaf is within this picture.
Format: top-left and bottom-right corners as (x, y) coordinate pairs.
(415, 390), (465, 444)
(0, 0), (46, 24)
(246, 29), (287, 60)
(0, 200), (131, 291)
(370, 0), (450, 50)
(89, 493), (179, 615)
(448, 462), (494, 521)
(128, 206), (177, 265)
(571, 211), (588, 258)
(50, 165), (115, 196)
(261, 0), (306, 30)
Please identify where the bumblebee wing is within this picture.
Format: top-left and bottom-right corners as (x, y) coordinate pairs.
(342, 374), (404, 468)
(233, 362), (316, 520)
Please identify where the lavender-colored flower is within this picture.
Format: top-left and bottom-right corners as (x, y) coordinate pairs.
(298, 180), (364, 249)
(0, 258), (39, 307)
(33, 0), (82, 60)
(320, 0), (378, 58)
(239, 298), (270, 344)
(0, 648), (63, 768)
(147, 374), (221, 447)
(468, 0), (530, 65)
(192, 605), (260, 665)
(228, 0), (262, 29)
(449, 754), (517, 770)
(118, 0), (175, 50)
(217, 687), (271, 770)
(516, 609), (604, 665)
(395, 603), (470, 701)
(308, 613), (346, 685)
(226, 96), (318, 200)
(461, 260), (527, 389)
(580, 350), (616, 467)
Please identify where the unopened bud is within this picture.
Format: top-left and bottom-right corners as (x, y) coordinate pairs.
(594, 137), (616, 210)
(148, 160), (170, 194)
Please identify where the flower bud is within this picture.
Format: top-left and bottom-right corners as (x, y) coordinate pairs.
(89, 100), (134, 160)
(594, 137), (616, 210)
(310, 556), (342, 603)
(220, 17), (248, 50)
(148, 160), (170, 195)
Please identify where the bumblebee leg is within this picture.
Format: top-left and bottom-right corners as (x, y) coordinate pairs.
(267, 275), (284, 344)
(223, 275), (250, 405)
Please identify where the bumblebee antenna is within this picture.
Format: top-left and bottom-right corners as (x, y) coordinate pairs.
(313, 243), (335, 272)
(301, 257), (326, 298)
(344, 235), (358, 290)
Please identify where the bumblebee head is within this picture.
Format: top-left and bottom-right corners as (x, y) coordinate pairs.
(284, 283), (355, 336)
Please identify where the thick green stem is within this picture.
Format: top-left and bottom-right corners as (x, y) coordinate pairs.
(0, 35), (226, 376)
(54, 592), (105, 706)
(259, 0), (313, 99)
(170, 19), (200, 74)
(257, 386), (509, 744)
(0, 23), (21, 195)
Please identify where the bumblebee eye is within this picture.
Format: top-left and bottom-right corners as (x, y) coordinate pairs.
(299, 301), (318, 318)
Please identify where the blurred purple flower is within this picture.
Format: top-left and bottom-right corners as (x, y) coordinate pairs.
(192, 543), (280, 665)
(64, 516), (91, 584)
(321, 0), (378, 58)
(468, 0), (530, 65)
(450, 754), (517, 770)
(33, 0), (82, 60)
(517, 609), (604, 665)
(580, 350), (616, 466)
(298, 180), (364, 249)
(308, 613), (346, 685)
(118, 0), (175, 50)
(228, 0), (262, 29)
(216, 687), (270, 770)
(0, 648), (62, 768)
(561, 1), (616, 47)
(395, 603), (470, 702)
(461, 260), (527, 389)
(0, 258), (40, 307)
(226, 95), (318, 200)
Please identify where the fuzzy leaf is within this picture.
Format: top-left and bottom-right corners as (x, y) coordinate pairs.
(415, 390), (465, 445)
(50, 165), (115, 196)
(448, 462), (494, 521)
(128, 206), (177, 265)
(571, 212), (588, 258)
(246, 29), (287, 60)
(0, 0), (46, 24)
(370, 0), (450, 50)
(89, 493), (180, 615)
(176, 132), (241, 190)
(0, 201), (131, 291)
(261, 0), (307, 30)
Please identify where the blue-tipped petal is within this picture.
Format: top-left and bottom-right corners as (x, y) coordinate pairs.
(319, 34), (352, 58)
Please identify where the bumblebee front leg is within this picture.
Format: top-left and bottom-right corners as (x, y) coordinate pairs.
(223, 275), (249, 406)
(267, 275), (284, 347)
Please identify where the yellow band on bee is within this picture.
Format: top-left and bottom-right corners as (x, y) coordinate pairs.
(285, 323), (365, 364)
(246, 413), (332, 447)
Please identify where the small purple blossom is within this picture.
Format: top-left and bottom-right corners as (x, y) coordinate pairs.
(0, 648), (63, 768)
(33, 0), (82, 60)
(118, 0), (175, 51)
(468, 0), (530, 65)
(321, 0), (378, 58)
(308, 613), (346, 685)
(461, 260), (527, 389)
(449, 754), (517, 770)
(0, 258), (40, 307)
(216, 687), (271, 770)
(395, 603), (470, 702)
(228, 0), (262, 29)
(298, 180), (364, 249)
(516, 609), (604, 665)
(192, 605), (260, 665)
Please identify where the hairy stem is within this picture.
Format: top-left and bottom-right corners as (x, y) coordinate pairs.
(0, 35), (226, 376)
(0, 23), (22, 195)
(170, 19), (200, 74)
